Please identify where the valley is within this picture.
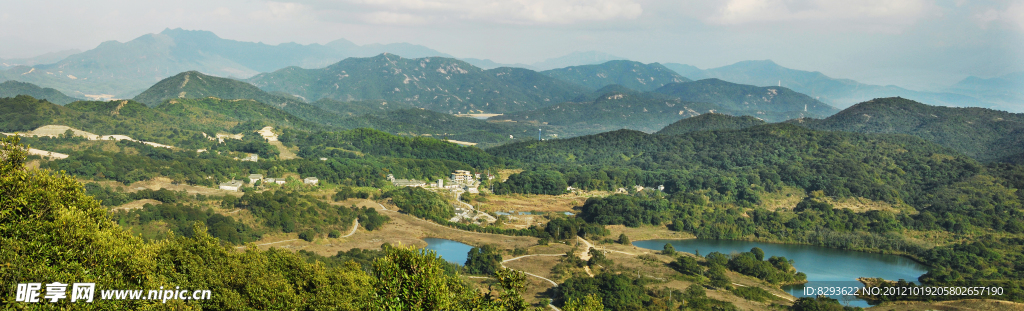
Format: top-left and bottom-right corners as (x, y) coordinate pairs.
(2, 27), (1023, 311)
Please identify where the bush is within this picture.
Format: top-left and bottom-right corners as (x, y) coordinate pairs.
(731, 286), (775, 302)
(618, 233), (630, 245)
(299, 230), (316, 242)
(662, 243), (676, 256)
(328, 230), (341, 238)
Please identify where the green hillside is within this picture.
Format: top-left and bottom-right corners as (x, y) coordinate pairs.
(541, 60), (690, 91)
(132, 71), (347, 127)
(311, 98), (416, 117)
(795, 97), (1024, 162)
(654, 78), (838, 120)
(334, 109), (549, 146)
(656, 113), (766, 135)
(491, 90), (718, 136)
(247, 54), (590, 113)
(0, 95), (315, 149)
(0, 80), (81, 105)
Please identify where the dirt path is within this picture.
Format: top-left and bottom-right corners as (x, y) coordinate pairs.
(502, 254), (564, 263)
(235, 239), (301, 249)
(732, 283), (795, 302)
(342, 218), (359, 238)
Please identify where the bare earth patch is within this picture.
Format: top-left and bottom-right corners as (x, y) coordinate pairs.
(110, 199), (161, 212)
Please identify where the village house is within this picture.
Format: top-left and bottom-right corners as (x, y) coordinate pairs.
(219, 180), (244, 191)
(303, 177), (319, 186)
(393, 179), (426, 187)
(241, 154), (258, 162)
(248, 174), (263, 184)
(451, 170), (473, 183)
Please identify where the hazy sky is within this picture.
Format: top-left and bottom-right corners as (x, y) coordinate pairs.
(2, 0), (1023, 89)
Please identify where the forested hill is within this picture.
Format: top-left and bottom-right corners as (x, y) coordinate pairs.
(0, 80), (82, 105)
(489, 90), (716, 136)
(487, 123), (983, 206)
(541, 60), (690, 91)
(654, 78), (838, 120)
(0, 95), (317, 148)
(132, 71), (346, 127)
(793, 97), (1024, 162)
(656, 113), (766, 135)
(247, 53), (590, 114)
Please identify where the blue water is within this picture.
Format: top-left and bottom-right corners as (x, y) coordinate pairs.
(422, 238), (474, 265)
(633, 239), (928, 308)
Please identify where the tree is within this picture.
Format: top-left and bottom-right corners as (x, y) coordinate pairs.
(464, 245), (503, 276)
(618, 233), (631, 245)
(662, 243), (676, 256)
(563, 294), (604, 311)
(751, 247), (765, 261)
(708, 265), (731, 289)
(671, 256), (703, 276)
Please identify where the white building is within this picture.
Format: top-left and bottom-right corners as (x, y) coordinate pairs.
(451, 170), (473, 183)
(303, 177), (319, 186)
(241, 154), (258, 162)
(219, 180), (244, 191)
(248, 174), (263, 184)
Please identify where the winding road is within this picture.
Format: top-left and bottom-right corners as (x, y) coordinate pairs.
(342, 218), (359, 238)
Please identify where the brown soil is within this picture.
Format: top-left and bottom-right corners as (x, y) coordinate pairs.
(110, 199), (161, 212)
(240, 199), (540, 255)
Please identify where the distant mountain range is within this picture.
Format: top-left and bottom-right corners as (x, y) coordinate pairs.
(489, 78), (835, 136)
(663, 60), (1006, 112)
(247, 54), (589, 113)
(654, 78), (837, 118)
(0, 28), (450, 99)
(0, 80), (81, 105)
(541, 60), (690, 92)
(946, 72), (1024, 112)
(0, 49), (80, 70)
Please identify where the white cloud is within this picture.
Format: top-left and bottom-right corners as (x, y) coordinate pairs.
(250, 1), (311, 21)
(308, 0), (642, 25)
(702, 0), (934, 31)
(972, 1), (1024, 30)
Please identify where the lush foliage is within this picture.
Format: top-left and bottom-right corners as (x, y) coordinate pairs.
(656, 113), (766, 136)
(223, 189), (363, 238)
(493, 170), (568, 195)
(248, 54), (589, 113)
(0, 135), (540, 310)
(0, 81), (81, 105)
(382, 187), (455, 220)
(111, 202), (260, 244)
(797, 97), (1024, 162)
(464, 244), (503, 276)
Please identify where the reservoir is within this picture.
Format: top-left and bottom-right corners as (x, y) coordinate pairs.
(422, 238), (474, 265)
(633, 239), (928, 307)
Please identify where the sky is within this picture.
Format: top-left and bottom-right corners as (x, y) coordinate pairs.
(2, 0), (1023, 90)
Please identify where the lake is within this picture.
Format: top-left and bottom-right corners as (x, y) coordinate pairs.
(422, 237), (474, 265)
(633, 239), (928, 307)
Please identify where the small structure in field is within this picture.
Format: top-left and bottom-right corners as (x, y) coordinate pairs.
(219, 180), (244, 191)
(303, 177), (319, 186)
(393, 179), (426, 187)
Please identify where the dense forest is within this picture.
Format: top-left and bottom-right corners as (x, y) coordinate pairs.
(1, 136), (545, 310)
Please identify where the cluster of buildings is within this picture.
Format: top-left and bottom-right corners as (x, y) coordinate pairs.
(218, 174), (318, 191)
